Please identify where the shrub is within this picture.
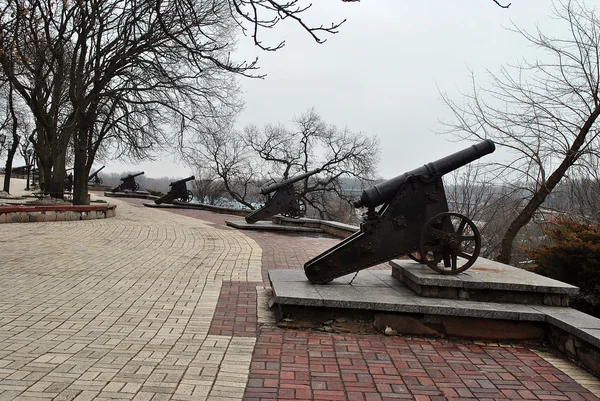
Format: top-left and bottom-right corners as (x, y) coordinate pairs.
(528, 220), (600, 317)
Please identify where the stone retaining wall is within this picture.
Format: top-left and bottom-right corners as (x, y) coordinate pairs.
(0, 204), (117, 223)
(272, 215), (358, 238)
(146, 201), (250, 217)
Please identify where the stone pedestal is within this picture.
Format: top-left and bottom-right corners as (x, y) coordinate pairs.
(390, 258), (578, 306)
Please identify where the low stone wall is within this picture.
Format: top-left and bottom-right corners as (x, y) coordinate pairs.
(146, 201), (250, 217)
(104, 191), (159, 200)
(0, 204), (117, 223)
(272, 215), (358, 238)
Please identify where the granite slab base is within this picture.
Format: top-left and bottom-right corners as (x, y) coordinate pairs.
(225, 220), (324, 234)
(391, 258), (578, 306)
(269, 269), (552, 322)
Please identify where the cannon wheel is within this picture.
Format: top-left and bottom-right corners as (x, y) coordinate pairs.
(179, 190), (193, 203)
(133, 182), (140, 191)
(419, 212), (481, 275)
(283, 198), (306, 218)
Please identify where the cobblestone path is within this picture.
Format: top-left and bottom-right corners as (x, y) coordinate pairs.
(0, 197), (261, 400)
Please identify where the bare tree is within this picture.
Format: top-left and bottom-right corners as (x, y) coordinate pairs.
(192, 167), (227, 205)
(185, 108), (378, 219)
(440, 0), (600, 264)
(0, 0), (345, 204)
(547, 156), (600, 224)
(0, 81), (27, 193)
(186, 118), (264, 209)
(245, 108), (379, 220)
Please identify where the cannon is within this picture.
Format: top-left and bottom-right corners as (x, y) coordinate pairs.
(88, 165), (105, 185)
(155, 176), (196, 204)
(304, 139), (496, 283)
(112, 171), (144, 192)
(245, 168), (321, 224)
(64, 172), (73, 192)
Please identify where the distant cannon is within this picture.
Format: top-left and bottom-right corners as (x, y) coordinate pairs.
(155, 176), (196, 205)
(64, 171), (73, 192)
(304, 139), (496, 283)
(88, 166), (105, 185)
(112, 171), (145, 192)
(245, 168), (321, 224)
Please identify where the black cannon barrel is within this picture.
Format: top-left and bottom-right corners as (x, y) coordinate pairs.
(354, 139), (496, 208)
(88, 165), (105, 180)
(260, 168), (321, 195)
(122, 171), (145, 180)
(170, 175), (196, 187)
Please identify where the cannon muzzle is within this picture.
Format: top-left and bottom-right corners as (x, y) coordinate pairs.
(170, 175), (196, 187)
(122, 171), (145, 181)
(354, 139), (495, 209)
(260, 168), (321, 195)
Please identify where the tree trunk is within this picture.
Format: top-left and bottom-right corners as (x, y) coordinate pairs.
(72, 143), (90, 205)
(2, 135), (19, 193)
(496, 189), (551, 264)
(37, 155), (52, 193)
(496, 104), (600, 264)
(4, 83), (20, 193)
(48, 151), (66, 199)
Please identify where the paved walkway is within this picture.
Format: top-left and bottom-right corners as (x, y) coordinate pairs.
(0, 196), (261, 400)
(0, 193), (599, 400)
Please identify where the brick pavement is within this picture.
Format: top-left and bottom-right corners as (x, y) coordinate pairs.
(0, 196), (598, 400)
(158, 204), (600, 401)
(0, 196), (261, 400)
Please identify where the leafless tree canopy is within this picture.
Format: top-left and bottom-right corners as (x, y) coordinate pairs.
(245, 108), (378, 219)
(0, 0), (346, 203)
(440, 0), (600, 264)
(185, 108), (379, 221)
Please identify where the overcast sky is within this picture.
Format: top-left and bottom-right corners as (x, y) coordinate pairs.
(104, 0), (558, 179)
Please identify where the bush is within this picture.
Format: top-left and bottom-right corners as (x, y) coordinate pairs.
(528, 220), (600, 318)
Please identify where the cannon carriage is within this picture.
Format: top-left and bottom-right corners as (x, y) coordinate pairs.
(304, 140), (496, 283)
(112, 171), (144, 192)
(155, 176), (196, 205)
(245, 168), (321, 224)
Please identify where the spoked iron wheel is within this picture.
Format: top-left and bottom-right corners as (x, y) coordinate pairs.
(419, 212), (481, 274)
(179, 190), (194, 203)
(284, 199), (306, 218)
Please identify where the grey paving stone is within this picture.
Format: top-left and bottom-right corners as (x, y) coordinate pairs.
(355, 286), (420, 313)
(391, 258), (579, 297)
(268, 269), (307, 283)
(579, 328), (600, 348)
(537, 306), (600, 336)
(272, 281), (323, 307)
(341, 271), (389, 287)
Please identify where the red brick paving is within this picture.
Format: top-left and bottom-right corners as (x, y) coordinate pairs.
(243, 329), (599, 401)
(209, 281), (260, 337)
(113, 199), (600, 401)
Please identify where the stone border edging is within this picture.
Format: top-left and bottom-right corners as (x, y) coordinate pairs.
(0, 204), (117, 223)
(225, 220), (325, 233)
(145, 201), (250, 217)
(272, 215), (358, 238)
(103, 191), (159, 200)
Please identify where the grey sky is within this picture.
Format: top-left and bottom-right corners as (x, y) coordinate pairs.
(105, 0), (556, 179)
